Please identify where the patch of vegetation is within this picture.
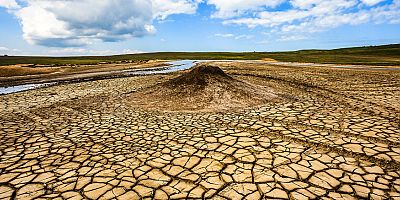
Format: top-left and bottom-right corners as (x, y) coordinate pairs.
(1, 44), (399, 66)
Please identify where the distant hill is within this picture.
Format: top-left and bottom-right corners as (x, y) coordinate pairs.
(1, 44), (399, 66)
(265, 44), (400, 66)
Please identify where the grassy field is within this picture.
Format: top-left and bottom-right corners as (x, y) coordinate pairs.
(1, 44), (399, 66)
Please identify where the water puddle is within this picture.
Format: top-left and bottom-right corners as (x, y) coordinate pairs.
(0, 83), (56, 95)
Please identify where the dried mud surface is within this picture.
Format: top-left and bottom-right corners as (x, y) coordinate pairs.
(0, 61), (399, 199)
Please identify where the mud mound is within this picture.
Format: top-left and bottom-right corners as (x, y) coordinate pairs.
(166, 65), (232, 87)
(128, 65), (278, 112)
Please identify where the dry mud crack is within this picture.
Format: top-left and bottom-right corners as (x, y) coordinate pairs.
(0, 62), (399, 199)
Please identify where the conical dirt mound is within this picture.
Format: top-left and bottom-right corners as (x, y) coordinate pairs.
(128, 65), (277, 112)
(166, 65), (232, 87)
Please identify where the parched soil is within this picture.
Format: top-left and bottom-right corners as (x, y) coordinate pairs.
(0, 61), (399, 199)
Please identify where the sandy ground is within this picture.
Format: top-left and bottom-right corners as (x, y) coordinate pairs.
(0, 61), (399, 199)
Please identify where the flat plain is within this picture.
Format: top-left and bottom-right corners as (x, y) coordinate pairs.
(0, 59), (399, 200)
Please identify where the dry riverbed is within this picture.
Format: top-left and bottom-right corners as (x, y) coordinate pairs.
(0, 61), (399, 199)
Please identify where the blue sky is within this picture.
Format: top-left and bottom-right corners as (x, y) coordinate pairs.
(0, 0), (399, 56)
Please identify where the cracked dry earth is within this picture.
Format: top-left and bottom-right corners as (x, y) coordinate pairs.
(1, 62), (400, 200)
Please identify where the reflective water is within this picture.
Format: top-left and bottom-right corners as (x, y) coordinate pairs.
(0, 83), (55, 95)
(124, 60), (200, 75)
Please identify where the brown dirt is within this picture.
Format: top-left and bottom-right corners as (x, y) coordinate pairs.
(261, 58), (278, 62)
(0, 65), (59, 77)
(127, 65), (278, 112)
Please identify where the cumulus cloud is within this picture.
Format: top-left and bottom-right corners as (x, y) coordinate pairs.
(7, 0), (201, 47)
(0, 0), (19, 9)
(14, 0), (155, 47)
(217, 0), (400, 34)
(207, 0), (284, 18)
(153, 0), (202, 20)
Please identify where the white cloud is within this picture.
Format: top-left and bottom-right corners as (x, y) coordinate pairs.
(0, 0), (19, 9)
(0, 46), (21, 55)
(214, 33), (235, 38)
(371, 1), (400, 24)
(220, 0), (400, 34)
(207, 0), (284, 18)
(14, 0), (155, 47)
(361, 0), (385, 6)
(7, 0), (201, 47)
(235, 35), (254, 40)
(152, 0), (202, 20)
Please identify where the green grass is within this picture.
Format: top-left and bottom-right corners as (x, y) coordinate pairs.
(1, 44), (399, 66)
